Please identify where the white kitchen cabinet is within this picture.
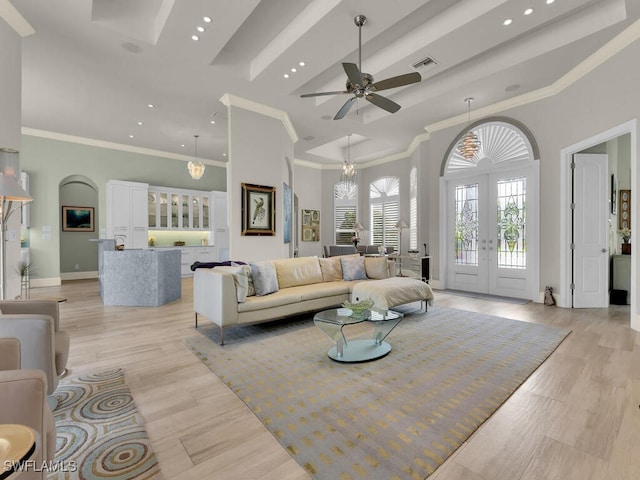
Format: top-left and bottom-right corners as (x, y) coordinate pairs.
(212, 191), (229, 260)
(106, 180), (149, 249)
(148, 186), (211, 231)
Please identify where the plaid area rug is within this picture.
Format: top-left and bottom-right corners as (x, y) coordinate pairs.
(48, 369), (162, 479)
(185, 306), (570, 480)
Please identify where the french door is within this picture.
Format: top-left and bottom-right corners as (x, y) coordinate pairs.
(446, 165), (538, 299)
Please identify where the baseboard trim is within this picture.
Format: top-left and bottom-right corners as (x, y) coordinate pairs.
(60, 271), (98, 281)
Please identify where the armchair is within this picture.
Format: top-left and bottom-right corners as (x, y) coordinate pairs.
(0, 312), (66, 409)
(0, 300), (69, 379)
(0, 338), (57, 479)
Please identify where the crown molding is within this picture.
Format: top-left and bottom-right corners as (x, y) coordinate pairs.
(22, 127), (228, 168)
(0, 0), (35, 37)
(220, 93), (299, 144)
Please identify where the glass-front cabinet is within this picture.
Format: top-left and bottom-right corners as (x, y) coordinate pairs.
(148, 186), (211, 231)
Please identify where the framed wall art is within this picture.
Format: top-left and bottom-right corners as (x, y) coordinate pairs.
(302, 209), (319, 242)
(619, 189), (631, 230)
(241, 183), (276, 236)
(62, 206), (94, 232)
(283, 182), (292, 244)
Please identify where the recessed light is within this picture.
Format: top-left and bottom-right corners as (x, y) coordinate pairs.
(203, 16), (212, 23)
(505, 84), (521, 92)
(546, 0), (555, 4)
(181, 144), (185, 148)
(137, 121), (143, 126)
(191, 34), (199, 41)
(299, 61), (306, 67)
(524, 8), (533, 15)
(210, 120), (215, 124)
(129, 134), (134, 138)
(197, 26), (205, 33)
(291, 68), (297, 73)
(223, 153), (226, 157)
(283, 73), (290, 78)
(147, 104), (154, 108)
(503, 18), (513, 26)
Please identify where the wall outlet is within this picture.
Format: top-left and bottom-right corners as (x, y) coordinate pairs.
(75, 264), (80, 270)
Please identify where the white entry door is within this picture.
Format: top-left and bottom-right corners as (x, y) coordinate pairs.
(446, 165), (538, 299)
(572, 153), (609, 308)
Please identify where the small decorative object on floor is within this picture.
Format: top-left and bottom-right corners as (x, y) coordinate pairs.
(544, 286), (556, 306)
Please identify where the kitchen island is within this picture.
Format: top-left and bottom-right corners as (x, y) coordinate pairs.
(101, 248), (181, 306)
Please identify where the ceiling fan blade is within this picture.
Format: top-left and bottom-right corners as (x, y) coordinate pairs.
(365, 93), (401, 114)
(371, 72), (422, 92)
(300, 90), (349, 98)
(334, 96), (357, 120)
(342, 62), (362, 86)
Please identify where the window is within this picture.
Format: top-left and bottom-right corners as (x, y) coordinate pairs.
(370, 177), (399, 249)
(334, 181), (358, 245)
(409, 167), (417, 250)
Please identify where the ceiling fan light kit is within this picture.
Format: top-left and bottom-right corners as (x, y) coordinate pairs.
(301, 14), (422, 120)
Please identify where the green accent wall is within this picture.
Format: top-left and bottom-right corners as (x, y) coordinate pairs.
(20, 134), (227, 282)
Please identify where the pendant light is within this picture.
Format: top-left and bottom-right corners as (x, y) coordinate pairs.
(339, 134), (356, 185)
(457, 98), (481, 160)
(188, 134), (205, 180)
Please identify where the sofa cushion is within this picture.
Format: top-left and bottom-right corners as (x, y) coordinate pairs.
(295, 281), (352, 301)
(250, 261), (279, 296)
(237, 288), (302, 313)
(341, 256), (367, 281)
(319, 257), (343, 282)
(215, 265), (250, 302)
(365, 256), (390, 279)
(273, 256), (323, 289)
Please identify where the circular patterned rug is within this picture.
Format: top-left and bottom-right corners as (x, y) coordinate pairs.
(49, 369), (162, 479)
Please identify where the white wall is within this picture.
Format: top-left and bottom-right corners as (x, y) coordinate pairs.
(295, 164), (323, 258)
(227, 106), (295, 261)
(0, 18), (23, 299)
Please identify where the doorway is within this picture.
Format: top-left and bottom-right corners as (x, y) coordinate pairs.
(560, 119), (638, 331)
(440, 119), (540, 301)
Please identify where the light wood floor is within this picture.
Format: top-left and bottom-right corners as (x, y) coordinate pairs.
(31, 279), (639, 480)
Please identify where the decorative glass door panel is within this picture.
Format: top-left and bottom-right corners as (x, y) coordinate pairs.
(496, 177), (526, 269)
(447, 168), (536, 299)
(454, 183), (479, 266)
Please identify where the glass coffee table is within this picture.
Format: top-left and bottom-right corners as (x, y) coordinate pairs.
(313, 308), (404, 362)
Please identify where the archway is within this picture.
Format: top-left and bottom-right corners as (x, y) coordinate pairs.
(439, 118), (540, 300)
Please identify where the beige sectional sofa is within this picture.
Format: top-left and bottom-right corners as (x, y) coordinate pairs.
(193, 254), (395, 344)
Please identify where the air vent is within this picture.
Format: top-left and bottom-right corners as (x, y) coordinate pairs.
(303, 135), (315, 141)
(411, 56), (438, 70)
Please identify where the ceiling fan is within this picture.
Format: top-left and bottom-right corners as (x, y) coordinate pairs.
(300, 14), (422, 120)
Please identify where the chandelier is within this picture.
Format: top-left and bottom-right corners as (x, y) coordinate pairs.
(339, 134), (356, 184)
(188, 134), (205, 180)
(457, 98), (481, 160)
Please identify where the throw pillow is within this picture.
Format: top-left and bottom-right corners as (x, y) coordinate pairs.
(232, 262), (255, 296)
(340, 256), (367, 281)
(214, 266), (249, 302)
(250, 260), (279, 296)
(319, 257), (342, 282)
(365, 256), (389, 279)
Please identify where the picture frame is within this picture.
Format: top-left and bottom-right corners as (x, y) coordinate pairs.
(241, 183), (276, 236)
(62, 206), (94, 232)
(302, 208), (319, 242)
(283, 182), (292, 244)
(619, 189), (631, 230)
(611, 174), (617, 215)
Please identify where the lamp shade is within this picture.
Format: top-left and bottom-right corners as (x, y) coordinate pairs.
(0, 173), (32, 201)
(395, 220), (408, 229)
(353, 222), (364, 231)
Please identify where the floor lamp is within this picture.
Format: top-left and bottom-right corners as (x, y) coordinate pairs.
(0, 173), (32, 300)
(395, 220), (408, 275)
